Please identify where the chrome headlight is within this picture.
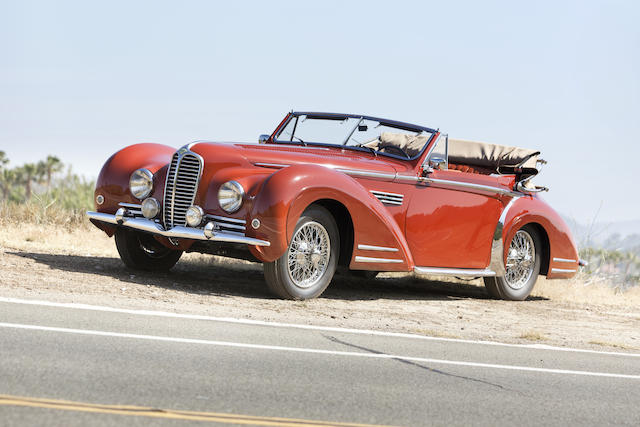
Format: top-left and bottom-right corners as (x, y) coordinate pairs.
(186, 205), (204, 227)
(141, 197), (160, 219)
(129, 168), (153, 199)
(218, 180), (244, 213)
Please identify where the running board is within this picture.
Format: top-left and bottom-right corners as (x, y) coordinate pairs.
(414, 267), (497, 277)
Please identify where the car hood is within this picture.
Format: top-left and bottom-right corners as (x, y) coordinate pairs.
(189, 141), (406, 176)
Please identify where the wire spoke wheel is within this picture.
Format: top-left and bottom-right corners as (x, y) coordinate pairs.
(286, 221), (331, 289)
(504, 230), (536, 290)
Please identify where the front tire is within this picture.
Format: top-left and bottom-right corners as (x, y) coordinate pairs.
(484, 225), (541, 301)
(115, 228), (183, 271)
(264, 206), (339, 300)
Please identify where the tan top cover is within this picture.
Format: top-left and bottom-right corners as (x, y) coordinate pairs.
(448, 138), (540, 169)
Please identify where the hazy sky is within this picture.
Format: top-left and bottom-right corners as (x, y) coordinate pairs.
(1, 0), (638, 223)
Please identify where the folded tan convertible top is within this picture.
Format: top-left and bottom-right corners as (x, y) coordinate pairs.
(448, 138), (540, 170)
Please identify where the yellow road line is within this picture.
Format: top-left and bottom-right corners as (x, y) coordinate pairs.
(0, 394), (394, 427)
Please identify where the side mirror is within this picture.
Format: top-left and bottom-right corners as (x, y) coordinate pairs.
(258, 134), (270, 144)
(422, 157), (446, 175)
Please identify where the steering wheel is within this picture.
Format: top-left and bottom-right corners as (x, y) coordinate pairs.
(378, 144), (410, 159)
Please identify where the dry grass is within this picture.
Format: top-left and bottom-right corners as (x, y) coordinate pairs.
(532, 274), (640, 307)
(519, 330), (549, 341)
(0, 200), (90, 231)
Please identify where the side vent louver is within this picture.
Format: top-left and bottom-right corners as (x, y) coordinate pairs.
(371, 190), (403, 206)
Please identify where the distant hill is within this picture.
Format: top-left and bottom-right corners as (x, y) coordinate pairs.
(562, 216), (640, 251)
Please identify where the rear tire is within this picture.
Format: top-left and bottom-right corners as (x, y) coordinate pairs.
(484, 225), (541, 301)
(264, 206), (339, 300)
(115, 228), (182, 271)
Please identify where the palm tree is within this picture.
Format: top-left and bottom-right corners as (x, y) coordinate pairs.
(0, 151), (8, 170)
(0, 151), (9, 202)
(19, 163), (38, 200)
(42, 155), (63, 190)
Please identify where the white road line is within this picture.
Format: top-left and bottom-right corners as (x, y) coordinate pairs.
(1, 321), (639, 380)
(1, 296), (638, 358)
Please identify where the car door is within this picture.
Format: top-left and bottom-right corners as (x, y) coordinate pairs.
(403, 135), (505, 269)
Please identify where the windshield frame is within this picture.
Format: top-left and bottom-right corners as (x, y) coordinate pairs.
(271, 112), (438, 162)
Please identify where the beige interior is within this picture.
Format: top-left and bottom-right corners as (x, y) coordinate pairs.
(363, 132), (430, 157)
(363, 132), (540, 175)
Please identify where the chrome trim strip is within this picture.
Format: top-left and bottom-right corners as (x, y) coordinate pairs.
(118, 202), (142, 209)
(354, 256), (403, 264)
(254, 162), (290, 169)
(488, 196), (520, 276)
(337, 169), (397, 181)
(207, 215), (246, 225)
(357, 244), (399, 252)
(553, 257), (577, 264)
(414, 267), (497, 277)
(397, 175), (519, 197)
(87, 211), (270, 247)
(551, 268), (577, 274)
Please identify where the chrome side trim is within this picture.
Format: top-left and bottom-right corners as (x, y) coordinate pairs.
(357, 244), (399, 252)
(553, 257), (577, 263)
(354, 256), (403, 264)
(254, 162), (290, 169)
(488, 196), (520, 276)
(337, 169), (397, 181)
(400, 175), (520, 197)
(87, 211), (270, 247)
(551, 268), (577, 274)
(414, 267), (497, 277)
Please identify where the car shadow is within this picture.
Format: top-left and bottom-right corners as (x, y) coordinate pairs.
(6, 251), (548, 302)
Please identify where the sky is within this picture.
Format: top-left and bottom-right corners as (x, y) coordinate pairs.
(1, 0), (638, 224)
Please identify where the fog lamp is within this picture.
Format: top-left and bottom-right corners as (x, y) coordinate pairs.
(186, 205), (204, 227)
(141, 197), (160, 219)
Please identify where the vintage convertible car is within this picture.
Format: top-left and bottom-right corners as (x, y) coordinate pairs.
(87, 111), (584, 300)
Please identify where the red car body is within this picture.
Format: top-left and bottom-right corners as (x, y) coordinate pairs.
(88, 112), (581, 300)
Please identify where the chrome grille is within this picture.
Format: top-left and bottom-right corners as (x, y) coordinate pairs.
(163, 151), (203, 228)
(371, 190), (404, 206)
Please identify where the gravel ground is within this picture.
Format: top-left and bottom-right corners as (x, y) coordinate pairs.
(1, 223), (639, 352)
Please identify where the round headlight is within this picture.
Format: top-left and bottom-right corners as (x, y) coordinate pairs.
(218, 181), (244, 213)
(186, 205), (204, 227)
(141, 197), (160, 219)
(129, 168), (153, 199)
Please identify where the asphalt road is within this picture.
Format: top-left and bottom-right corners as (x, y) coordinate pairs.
(0, 297), (639, 426)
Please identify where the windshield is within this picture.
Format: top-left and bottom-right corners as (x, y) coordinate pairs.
(274, 114), (434, 160)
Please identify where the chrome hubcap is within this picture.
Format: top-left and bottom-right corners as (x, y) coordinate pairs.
(504, 230), (535, 290)
(287, 221), (330, 289)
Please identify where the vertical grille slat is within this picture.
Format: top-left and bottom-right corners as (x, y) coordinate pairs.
(163, 151), (203, 229)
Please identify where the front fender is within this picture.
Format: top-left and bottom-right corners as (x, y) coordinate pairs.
(95, 143), (176, 214)
(248, 164), (413, 270)
(503, 196), (579, 279)
(92, 143), (175, 237)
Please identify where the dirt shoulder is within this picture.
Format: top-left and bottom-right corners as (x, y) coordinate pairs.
(1, 223), (639, 352)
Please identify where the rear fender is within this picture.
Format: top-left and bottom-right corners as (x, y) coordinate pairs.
(248, 164), (413, 270)
(503, 196), (579, 279)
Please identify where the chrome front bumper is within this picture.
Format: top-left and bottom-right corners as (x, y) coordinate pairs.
(87, 210), (270, 247)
